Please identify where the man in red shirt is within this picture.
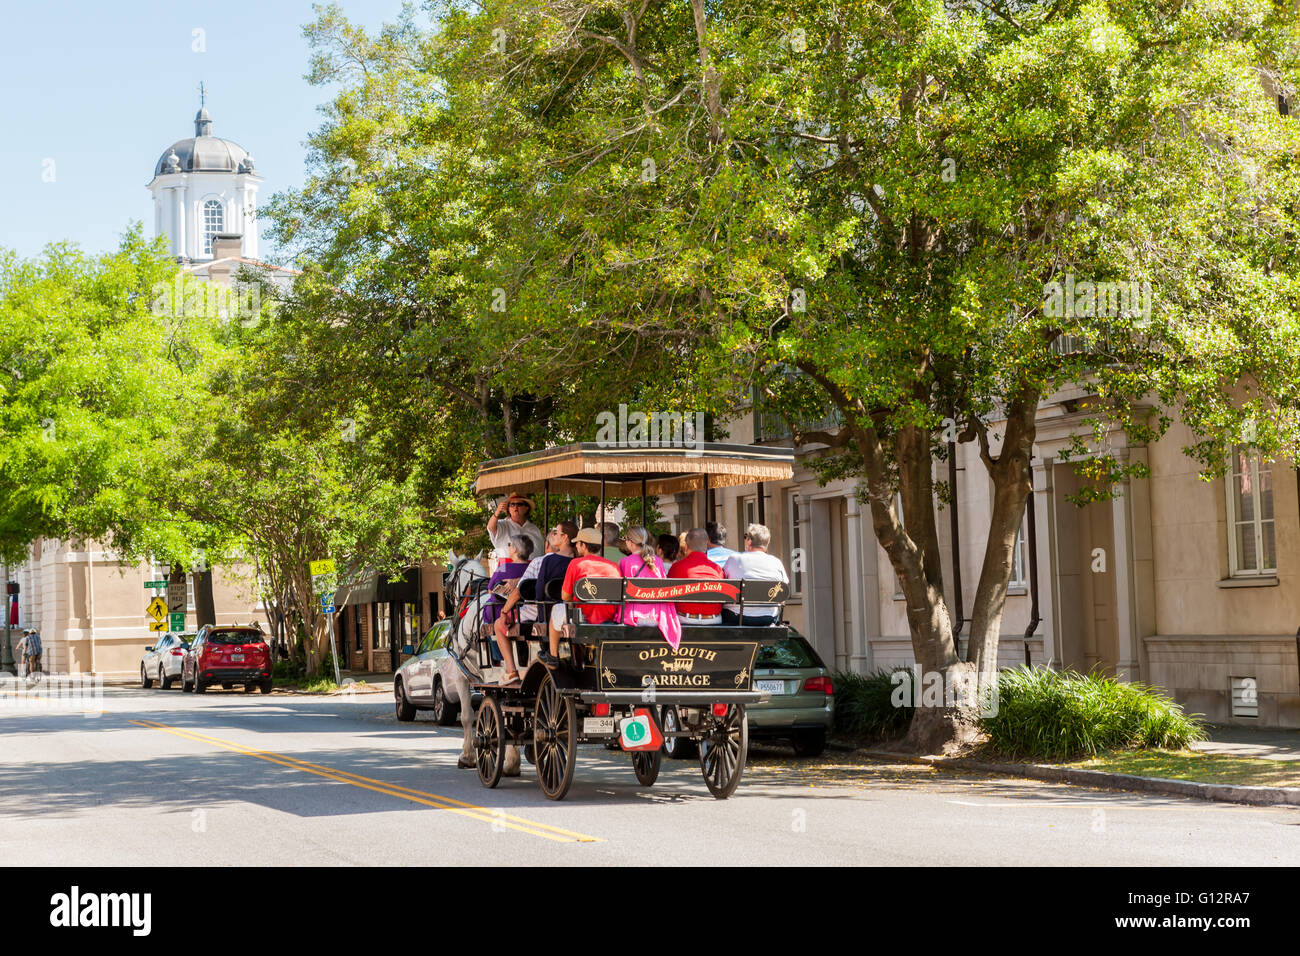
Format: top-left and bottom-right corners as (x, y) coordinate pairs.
(542, 527), (620, 664)
(668, 528), (725, 625)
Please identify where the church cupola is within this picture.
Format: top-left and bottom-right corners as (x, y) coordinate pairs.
(146, 91), (263, 263)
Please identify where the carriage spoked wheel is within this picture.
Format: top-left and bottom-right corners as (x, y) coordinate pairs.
(699, 704), (748, 799)
(533, 673), (577, 801)
(474, 695), (506, 789)
(632, 748), (660, 786)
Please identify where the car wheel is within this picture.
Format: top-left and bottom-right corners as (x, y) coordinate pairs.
(395, 679), (416, 722)
(194, 675), (207, 694)
(260, 679), (273, 694)
(159, 665), (172, 690)
(181, 666), (192, 693)
(432, 678), (457, 726)
(661, 705), (696, 759)
(792, 728), (827, 758)
(141, 664), (153, 689)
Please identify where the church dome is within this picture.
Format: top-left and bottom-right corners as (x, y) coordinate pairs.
(153, 109), (255, 177)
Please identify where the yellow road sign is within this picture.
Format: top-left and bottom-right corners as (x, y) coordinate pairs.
(149, 620), (167, 632)
(309, 559), (336, 576)
(147, 596), (168, 622)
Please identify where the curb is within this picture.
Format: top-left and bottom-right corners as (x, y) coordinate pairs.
(858, 749), (1300, 808)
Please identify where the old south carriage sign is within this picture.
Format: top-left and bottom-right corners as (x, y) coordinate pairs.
(576, 576), (786, 692)
(598, 640), (759, 691)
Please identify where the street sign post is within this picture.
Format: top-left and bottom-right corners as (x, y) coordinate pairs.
(149, 621), (166, 632)
(170, 612), (186, 632)
(167, 580), (186, 614)
(310, 560), (341, 686)
(326, 613), (340, 687)
(146, 596), (168, 623)
(144, 580), (167, 589)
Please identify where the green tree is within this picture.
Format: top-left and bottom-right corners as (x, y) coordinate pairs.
(396, 0), (1299, 750)
(0, 229), (211, 566)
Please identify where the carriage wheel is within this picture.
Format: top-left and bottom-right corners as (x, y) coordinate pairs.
(474, 695), (506, 789)
(632, 749), (661, 787)
(533, 674), (576, 801)
(699, 704), (748, 799)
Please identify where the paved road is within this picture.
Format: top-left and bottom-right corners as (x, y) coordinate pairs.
(2, 683), (1298, 866)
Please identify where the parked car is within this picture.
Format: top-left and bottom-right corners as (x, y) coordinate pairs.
(140, 632), (194, 690)
(662, 627), (834, 758)
(394, 620), (460, 725)
(181, 624), (272, 694)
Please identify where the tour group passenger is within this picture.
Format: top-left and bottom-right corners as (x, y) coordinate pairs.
(668, 528), (724, 625)
(722, 523), (789, 626)
(542, 527), (619, 665)
(706, 522), (740, 567)
(487, 493), (545, 573)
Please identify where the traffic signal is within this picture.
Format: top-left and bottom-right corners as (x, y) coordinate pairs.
(5, 582), (16, 595)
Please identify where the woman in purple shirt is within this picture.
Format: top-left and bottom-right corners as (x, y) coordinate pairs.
(482, 536), (534, 624)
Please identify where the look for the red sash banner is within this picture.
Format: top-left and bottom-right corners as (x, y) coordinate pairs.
(623, 580), (741, 602)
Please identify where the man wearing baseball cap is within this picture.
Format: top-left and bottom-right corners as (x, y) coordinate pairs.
(487, 491), (545, 572)
(542, 526), (620, 665)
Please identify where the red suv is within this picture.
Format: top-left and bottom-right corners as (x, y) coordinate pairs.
(182, 625), (273, 694)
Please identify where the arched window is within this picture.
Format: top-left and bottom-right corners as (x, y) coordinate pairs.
(202, 199), (224, 255)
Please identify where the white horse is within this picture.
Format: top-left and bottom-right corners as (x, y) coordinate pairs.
(442, 551), (521, 775)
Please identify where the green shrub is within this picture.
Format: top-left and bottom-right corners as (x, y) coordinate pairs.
(833, 668), (915, 740)
(272, 659), (300, 680)
(981, 666), (1206, 760)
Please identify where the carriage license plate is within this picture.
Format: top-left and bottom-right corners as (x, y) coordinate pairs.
(231, 654), (244, 662)
(583, 717), (615, 735)
(755, 679), (784, 695)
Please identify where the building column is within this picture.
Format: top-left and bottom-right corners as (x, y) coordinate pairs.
(1110, 460), (1141, 682)
(796, 494), (822, 657)
(171, 183), (187, 259)
(844, 495), (873, 673)
(1033, 458), (1058, 668)
(1111, 448), (1153, 682)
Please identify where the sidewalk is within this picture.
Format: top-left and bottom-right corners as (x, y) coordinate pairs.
(335, 671), (394, 694)
(857, 724), (1300, 808)
(1191, 724), (1300, 761)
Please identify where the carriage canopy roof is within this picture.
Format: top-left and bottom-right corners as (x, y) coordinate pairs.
(474, 442), (794, 498)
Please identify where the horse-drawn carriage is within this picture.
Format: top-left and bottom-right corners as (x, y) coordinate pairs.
(443, 441), (795, 801)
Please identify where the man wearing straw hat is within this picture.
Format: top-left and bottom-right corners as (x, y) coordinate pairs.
(487, 492), (545, 573)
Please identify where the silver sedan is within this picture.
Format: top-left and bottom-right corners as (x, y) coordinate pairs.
(140, 633), (193, 690)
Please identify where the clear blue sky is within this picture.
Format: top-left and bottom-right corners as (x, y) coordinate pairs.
(0, 0), (412, 262)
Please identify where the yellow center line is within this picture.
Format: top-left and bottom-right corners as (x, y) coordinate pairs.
(129, 719), (601, 843)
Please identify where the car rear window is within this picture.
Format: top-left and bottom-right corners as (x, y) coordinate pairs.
(756, 636), (818, 669)
(208, 629), (264, 645)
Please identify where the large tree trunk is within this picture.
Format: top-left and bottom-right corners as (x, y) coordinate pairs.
(191, 569), (217, 628)
(798, 363), (1028, 754)
(966, 391), (1040, 692)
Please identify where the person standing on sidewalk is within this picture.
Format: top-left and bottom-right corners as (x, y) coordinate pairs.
(14, 630), (27, 677)
(23, 628), (42, 676)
